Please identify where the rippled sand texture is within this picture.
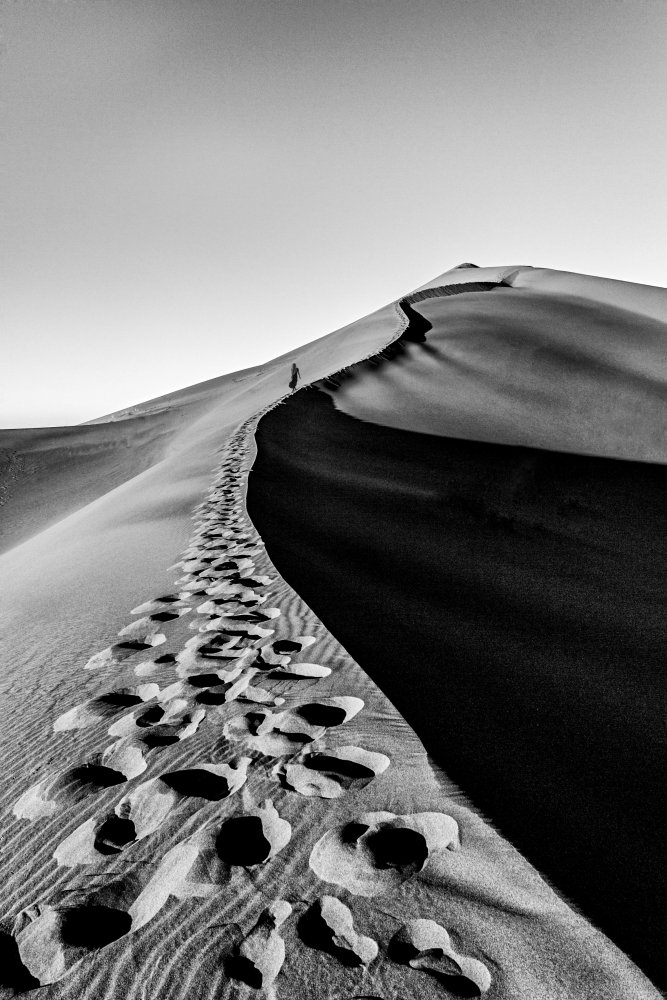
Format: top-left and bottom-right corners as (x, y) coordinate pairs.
(0, 264), (664, 998)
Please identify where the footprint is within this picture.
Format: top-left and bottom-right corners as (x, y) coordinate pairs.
(106, 684), (186, 737)
(186, 659), (248, 688)
(180, 579), (217, 594)
(199, 620), (275, 641)
(13, 900), (132, 985)
(186, 670), (231, 688)
(129, 838), (205, 928)
(53, 684), (160, 731)
(0, 929), (39, 993)
(220, 527), (245, 539)
(108, 701), (205, 748)
(309, 811), (460, 897)
(140, 709), (205, 747)
(176, 633), (234, 670)
(296, 698), (363, 727)
(226, 543), (260, 557)
(194, 668), (284, 708)
(196, 593), (268, 616)
(175, 635), (259, 677)
(277, 745), (390, 799)
(130, 595), (187, 615)
(118, 609), (190, 638)
(13, 739), (146, 821)
(55, 759), (251, 866)
(84, 635), (166, 671)
(390, 919), (492, 995)
(224, 698), (363, 757)
(236, 683), (285, 707)
(266, 662), (331, 679)
(216, 799), (291, 868)
(198, 601), (268, 623)
(203, 604), (280, 625)
(253, 646), (292, 669)
(298, 896), (378, 967)
(55, 778), (179, 866)
(197, 557), (256, 579)
(269, 635), (317, 656)
(178, 558), (211, 575)
(218, 572), (273, 590)
(99, 737), (148, 779)
(161, 757), (252, 801)
(15, 840), (202, 985)
(227, 900), (292, 991)
(134, 653), (177, 677)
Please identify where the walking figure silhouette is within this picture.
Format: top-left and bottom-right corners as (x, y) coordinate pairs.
(289, 362), (301, 391)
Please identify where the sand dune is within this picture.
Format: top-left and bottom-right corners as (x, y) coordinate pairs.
(0, 265), (663, 998)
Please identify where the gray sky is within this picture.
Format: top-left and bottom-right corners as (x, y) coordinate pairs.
(2, 0), (666, 427)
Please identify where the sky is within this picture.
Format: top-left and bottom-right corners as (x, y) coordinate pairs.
(2, 0), (667, 427)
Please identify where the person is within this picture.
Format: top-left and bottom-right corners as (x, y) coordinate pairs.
(289, 362), (301, 391)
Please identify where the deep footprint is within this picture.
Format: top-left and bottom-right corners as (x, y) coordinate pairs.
(310, 811), (460, 896)
(14, 741), (146, 821)
(298, 896), (378, 967)
(277, 745), (390, 798)
(216, 800), (290, 868)
(389, 918), (492, 996)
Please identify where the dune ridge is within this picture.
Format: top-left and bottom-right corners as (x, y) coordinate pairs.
(322, 287), (667, 464)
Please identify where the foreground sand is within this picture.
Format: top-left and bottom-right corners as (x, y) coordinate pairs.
(0, 265), (663, 998)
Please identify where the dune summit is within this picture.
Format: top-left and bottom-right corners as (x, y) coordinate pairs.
(0, 264), (664, 998)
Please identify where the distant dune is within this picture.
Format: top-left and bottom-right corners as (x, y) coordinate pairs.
(0, 265), (664, 998)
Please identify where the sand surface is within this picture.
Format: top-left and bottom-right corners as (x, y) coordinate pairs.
(0, 265), (663, 998)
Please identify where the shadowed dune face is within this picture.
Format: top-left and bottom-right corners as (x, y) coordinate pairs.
(247, 386), (667, 986)
(328, 288), (667, 464)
